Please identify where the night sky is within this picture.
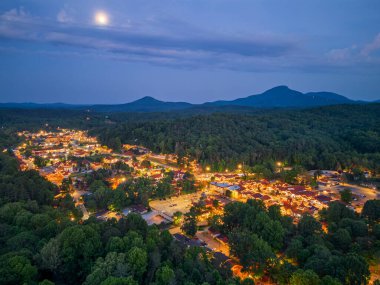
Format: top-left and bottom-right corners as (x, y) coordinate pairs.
(1, 0), (380, 104)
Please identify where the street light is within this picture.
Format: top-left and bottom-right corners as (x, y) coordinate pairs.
(206, 166), (211, 172)
(238, 164), (242, 170)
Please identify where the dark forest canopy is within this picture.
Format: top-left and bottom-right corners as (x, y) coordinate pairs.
(1, 104), (380, 172)
(93, 104), (380, 172)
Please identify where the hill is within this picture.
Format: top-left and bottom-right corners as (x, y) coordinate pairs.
(205, 86), (354, 108)
(90, 96), (193, 112)
(1, 86), (375, 112)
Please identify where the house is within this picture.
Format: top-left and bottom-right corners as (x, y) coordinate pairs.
(316, 194), (332, 204)
(131, 204), (148, 214)
(90, 162), (103, 171)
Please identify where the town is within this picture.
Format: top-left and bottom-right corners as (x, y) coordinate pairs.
(12, 128), (379, 281)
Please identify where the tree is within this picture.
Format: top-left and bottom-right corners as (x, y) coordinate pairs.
(373, 224), (380, 239)
(320, 201), (356, 225)
(155, 265), (175, 285)
(241, 279), (255, 285)
(61, 178), (72, 192)
(340, 188), (353, 204)
(84, 252), (132, 285)
(330, 228), (352, 251)
(173, 211), (183, 226)
(298, 215), (321, 237)
(268, 205), (282, 221)
(89, 180), (108, 193)
(320, 276), (342, 285)
(111, 188), (130, 211)
(0, 255), (38, 284)
(39, 280), (55, 285)
(229, 231), (275, 275)
(339, 218), (368, 238)
(290, 269), (320, 285)
(140, 160), (151, 168)
(362, 199), (380, 222)
(34, 156), (48, 167)
(341, 253), (370, 285)
(127, 247), (148, 281)
(286, 237), (303, 261)
(212, 199), (219, 208)
(100, 277), (137, 285)
(100, 276), (138, 285)
(182, 210), (197, 237)
(58, 225), (102, 282)
(156, 179), (173, 198)
(40, 238), (61, 274)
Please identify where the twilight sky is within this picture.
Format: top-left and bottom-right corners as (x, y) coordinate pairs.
(1, 0), (380, 104)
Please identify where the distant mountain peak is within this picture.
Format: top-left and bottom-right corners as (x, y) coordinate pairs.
(1, 86), (371, 112)
(267, 85), (290, 91)
(206, 86), (355, 108)
(262, 85), (299, 94)
(134, 96), (161, 103)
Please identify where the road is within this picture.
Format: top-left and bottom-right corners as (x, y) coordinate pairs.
(71, 188), (90, 220)
(145, 155), (180, 170)
(79, 204), (89, 220)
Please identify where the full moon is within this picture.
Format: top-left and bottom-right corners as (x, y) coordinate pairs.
(94, 11), (109, 26)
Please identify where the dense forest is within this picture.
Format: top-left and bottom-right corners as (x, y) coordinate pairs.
(0, 105), (380, 284)
(0, 130), (243, 285)
(216, 199), (380, 285)
(1, 104), (379, 172)
(93, 104), (380, 173)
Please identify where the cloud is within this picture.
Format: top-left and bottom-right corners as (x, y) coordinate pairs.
(361, 33), (380, 56)
(0, 7), (299, 69)
(57, 9), (73, 23)
(327, 47), (355, 61)
(0, 10), (295, 57)
(1, 7), (379, 74)
(325, 34), (380, 70)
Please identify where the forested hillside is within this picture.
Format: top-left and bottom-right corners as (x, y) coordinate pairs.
(94, 104), (380, 172)
(1, 104), (379, 173)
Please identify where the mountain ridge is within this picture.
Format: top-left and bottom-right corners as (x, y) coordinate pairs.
(1, 86), (378, 112)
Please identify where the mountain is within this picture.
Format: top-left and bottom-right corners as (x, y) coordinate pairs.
(0, 102), (83, 109)
(90, 96), (193, 112)
(205, 86), (355, 108)
(0, 86), (374, 112)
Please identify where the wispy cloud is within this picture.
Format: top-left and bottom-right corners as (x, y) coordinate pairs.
(0, 7), (298, 69)
(325, 33), (380, 70)
(57, 8), (73, 23)
(1, 7), (379, 73)
(361, 33), (380, 56)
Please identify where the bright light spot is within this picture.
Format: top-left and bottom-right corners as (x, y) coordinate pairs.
(94, 11), (109, 26)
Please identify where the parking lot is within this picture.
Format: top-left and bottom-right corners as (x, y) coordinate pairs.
(319, 182), (379, 211)
(150, 192), (202, 216)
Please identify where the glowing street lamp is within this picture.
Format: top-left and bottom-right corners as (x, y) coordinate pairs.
(238, 164), (242, 170)
(206, 166), (211, 172)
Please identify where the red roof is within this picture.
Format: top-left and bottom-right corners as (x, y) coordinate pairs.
(316, 195), (332, 203)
